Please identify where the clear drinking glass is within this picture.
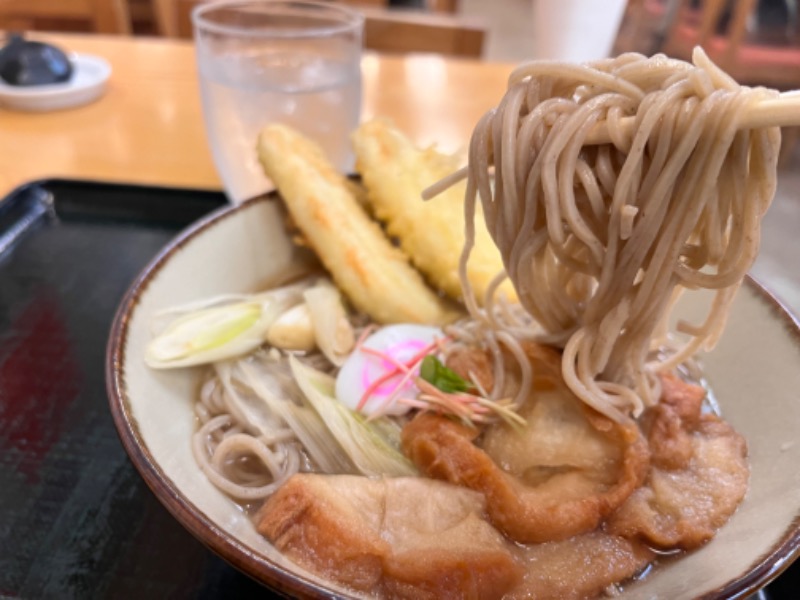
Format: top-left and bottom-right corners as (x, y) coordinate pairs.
(193, 0), (364, 202)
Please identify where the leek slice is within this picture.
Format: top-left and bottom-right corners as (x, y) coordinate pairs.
(146, 300), (286, 369)
(145, 282), (312, 369)
(228, 359), (352, 474)
(288, 355), (417, 477)
(303, 281), (355, 366)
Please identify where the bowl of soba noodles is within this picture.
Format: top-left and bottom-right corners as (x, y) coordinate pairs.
(107, 49), (800, 599)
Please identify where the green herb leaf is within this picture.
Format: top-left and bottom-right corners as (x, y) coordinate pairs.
(419, 355), (472, 394)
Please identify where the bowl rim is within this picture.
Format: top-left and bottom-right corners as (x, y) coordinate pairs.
(106, 193), (800, 599)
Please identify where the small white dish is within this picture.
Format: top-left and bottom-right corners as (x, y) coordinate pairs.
(0, 52), (111, 112)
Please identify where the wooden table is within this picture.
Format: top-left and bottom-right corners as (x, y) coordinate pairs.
(0, 33), (513, 198)
(2, 34), (800, 600)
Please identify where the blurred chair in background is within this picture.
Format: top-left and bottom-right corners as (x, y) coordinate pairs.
(615, 0), (799, 88)
(0, 0), (470, 53)
(129, 0), (161, 34)
(154, 0), (485, 57)
(377, 0), (459, 12)
(0, 0), (132, 34)
(360, 7), (483, 55)
(0, 0), (483, 58)
(614, 0), (800, 162)
(427, 0), (459, 12)
(663, 0), (799, 88)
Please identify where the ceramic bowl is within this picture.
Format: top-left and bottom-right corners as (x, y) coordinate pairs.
(107, 194), (800, 598)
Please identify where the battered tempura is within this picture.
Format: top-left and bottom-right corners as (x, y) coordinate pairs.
(257, 124), (456, 326)
(352, 120), (514, 304)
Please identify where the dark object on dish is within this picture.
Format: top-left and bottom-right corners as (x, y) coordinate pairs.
(0, 34), (73, 86)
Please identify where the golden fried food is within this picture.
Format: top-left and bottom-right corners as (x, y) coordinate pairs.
(352, 119), (514, 304)
(402, 343), (650, 544)
(257, 124), (456, 325)
(608, 375), (750, 550)
(507, 532), (653, 600)
(257, 474), (523, 599)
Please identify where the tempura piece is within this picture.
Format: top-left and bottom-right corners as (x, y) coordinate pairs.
(257, 474), (523, 599)
(608, 374), (750, 550)
(402, 344), (649, 544)
(258, 125), (456, 325)
(352, 120), (514, 303)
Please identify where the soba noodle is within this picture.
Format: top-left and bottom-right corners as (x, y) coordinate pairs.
(187, 47), (780, 501)
(192, 359), (304, 501)
(454, 47), (781, 423)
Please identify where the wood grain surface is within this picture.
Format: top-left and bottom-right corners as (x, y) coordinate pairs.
(0, 33), (513, 197)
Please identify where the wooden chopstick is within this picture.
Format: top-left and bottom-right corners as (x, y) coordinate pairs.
(423, 91), (799, 199)
(584, 91), (800, 145)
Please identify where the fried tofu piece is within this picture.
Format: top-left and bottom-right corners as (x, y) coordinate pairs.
(257, 474), (523, 599)
(608, 374), (749, 550)
(507, 532), (653, 600)
(257, 124), (456, 325)
(403, 343), (650, 544)
(352, 119), (514, 304)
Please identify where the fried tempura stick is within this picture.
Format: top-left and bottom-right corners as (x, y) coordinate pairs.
(352, 119), (514, 304)
(257, 124), (457, 325)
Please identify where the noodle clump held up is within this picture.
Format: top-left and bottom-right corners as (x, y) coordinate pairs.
(453, 47), (781, 423)
(141, 48), (780, 596)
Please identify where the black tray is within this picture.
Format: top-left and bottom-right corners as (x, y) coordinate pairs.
(0, 179), (797, 599)
(0, 180), (279, 599)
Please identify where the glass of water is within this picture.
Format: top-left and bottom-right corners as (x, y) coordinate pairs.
(193, 0), (364, 202)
